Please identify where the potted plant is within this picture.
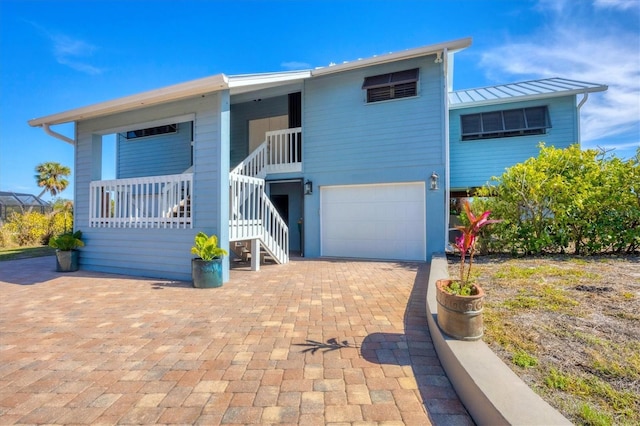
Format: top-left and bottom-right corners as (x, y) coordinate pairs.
(191, 232), (228, 288)
(436, 201), (499, 340)
(48, 230), (84, 272)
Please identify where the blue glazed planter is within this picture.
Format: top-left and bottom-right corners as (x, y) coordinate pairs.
(191, 258), (223, 288)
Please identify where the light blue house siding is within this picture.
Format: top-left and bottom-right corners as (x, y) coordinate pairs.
(74, 91), (230, 281)
(302, 56), (448, 260)
(230, 95), (288, 167)
(449, 95), (578, 189)
(116, 122), (193, 178)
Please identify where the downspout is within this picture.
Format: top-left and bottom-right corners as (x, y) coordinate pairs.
(576, 92), (589, 144)
(42, 123), (75, 145)
(442, 48), (450, 253)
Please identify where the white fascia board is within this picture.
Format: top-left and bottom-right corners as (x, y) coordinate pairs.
(311, 37), (472, 77)
(228, 70), (311, 96)
(228, 70), (311, 88)
(28, 74), (229, 127)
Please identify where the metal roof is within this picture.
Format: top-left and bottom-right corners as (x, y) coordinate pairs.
(448, 77), (608, 109)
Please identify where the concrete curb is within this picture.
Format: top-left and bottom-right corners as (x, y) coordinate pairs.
(426, 254), (572, 426)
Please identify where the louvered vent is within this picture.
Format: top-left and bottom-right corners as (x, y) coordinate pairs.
(363, 69), (419, 103)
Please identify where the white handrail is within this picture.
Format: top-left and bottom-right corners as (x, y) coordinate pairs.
(231, 127), (302, 178)
(229, 172), (289, 264)
(89, 173), (192, 229)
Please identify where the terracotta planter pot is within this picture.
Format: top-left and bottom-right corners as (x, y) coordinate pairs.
(55, 249), (79, 272)
(191, 258), (223, 288)
(435, 278), (485, 341)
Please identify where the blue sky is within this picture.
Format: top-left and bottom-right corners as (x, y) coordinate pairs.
(1, 0), (638, 201)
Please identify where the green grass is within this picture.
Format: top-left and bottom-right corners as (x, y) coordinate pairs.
(512, 349), (538, 368)
(494, 263), (599, 281)
(0, 245), (56, 261)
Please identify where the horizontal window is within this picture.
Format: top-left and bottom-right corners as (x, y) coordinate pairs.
(363, 68), (419, 103)
(461, 106), (551, 141)
(125, 124), (178, 140)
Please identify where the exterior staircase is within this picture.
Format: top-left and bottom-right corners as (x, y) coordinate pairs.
(228, 127), (302, 268)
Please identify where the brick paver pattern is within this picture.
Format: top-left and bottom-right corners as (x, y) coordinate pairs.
(0, 256), (472, 425)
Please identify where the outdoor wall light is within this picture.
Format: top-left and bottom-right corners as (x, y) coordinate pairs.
(304, 180), (313, 195)
(430, 172), (439, 190)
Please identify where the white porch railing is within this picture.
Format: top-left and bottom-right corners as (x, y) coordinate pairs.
(231, 127), (302, 178)
(229, 173), (289, 264)
(89, 173), (193, 229)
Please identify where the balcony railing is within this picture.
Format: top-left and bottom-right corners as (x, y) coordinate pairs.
(231, 127), (302, 178)
(89, 173), (193, 229)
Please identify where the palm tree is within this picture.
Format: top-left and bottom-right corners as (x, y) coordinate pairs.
(34, 162), (71, 200)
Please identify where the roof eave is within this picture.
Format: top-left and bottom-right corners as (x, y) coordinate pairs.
(28, 74), (229, 127)
(311, 37), (472, 77)
(448, 85), (608, 110)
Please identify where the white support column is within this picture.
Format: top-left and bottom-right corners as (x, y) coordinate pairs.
(251, 238), (260, 271)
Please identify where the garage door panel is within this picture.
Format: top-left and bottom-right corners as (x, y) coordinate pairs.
(321, 183), (426, 261)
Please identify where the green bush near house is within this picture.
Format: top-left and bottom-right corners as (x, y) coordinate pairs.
(473, 144), (640, 255)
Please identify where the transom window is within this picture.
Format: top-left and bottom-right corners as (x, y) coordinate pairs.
(362, 68), (419, 103)
(461, 106), (551, 141)
(125, 124), (178, 139)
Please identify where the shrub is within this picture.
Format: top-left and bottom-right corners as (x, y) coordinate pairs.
(475, 144), (639, 255)
(1, 208), (72, 247)
(2, 211), (50, 246)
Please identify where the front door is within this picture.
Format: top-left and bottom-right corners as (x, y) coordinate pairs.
(268, 181), (303, 254)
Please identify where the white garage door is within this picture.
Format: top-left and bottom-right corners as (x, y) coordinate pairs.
(321, 182), (426, 261)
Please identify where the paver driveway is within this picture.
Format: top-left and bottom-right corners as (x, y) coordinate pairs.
(0, 256), (472, 425)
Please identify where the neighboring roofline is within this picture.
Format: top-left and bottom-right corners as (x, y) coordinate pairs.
(311, 37), (472, 76)
(448, 77), (608, 109)
(28, 74), (229, 127)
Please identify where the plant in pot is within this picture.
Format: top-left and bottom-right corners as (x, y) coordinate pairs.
(436, 201), (499, 340)
(48, 230), (84, 272)
(191, 232), (228, 288)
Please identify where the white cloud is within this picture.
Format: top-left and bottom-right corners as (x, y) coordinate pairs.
(478, 1), (640, 154)
(30, 22), (103, 75)
(594, 0), (639, 10)
(281, 61), (312, 70)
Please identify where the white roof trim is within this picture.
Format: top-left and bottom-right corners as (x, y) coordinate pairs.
(449, 77), (608, 109)
(228, 70), (311, 87)
(29, 74), (228, 127)
(311, 37), (472, 76)
(28, 38), (472, 128)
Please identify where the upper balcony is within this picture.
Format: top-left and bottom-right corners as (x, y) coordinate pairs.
(231, 127), (302, 178)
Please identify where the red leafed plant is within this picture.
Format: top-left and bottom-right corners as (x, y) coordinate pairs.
(448, 201), (500, 295)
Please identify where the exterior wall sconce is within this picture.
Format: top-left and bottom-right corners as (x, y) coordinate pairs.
(430, 172), (439, 190)
(304, 180), (313, 195)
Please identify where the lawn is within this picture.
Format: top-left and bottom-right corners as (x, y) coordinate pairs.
(450, 255), (640, 426)
(0, 245), (56, 261)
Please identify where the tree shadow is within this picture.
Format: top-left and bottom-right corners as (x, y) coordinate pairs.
(293, 338), (356, 354)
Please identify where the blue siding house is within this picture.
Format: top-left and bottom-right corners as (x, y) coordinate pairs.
(28, 38), (607, 282)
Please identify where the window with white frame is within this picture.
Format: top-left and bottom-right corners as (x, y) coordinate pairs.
(461, 106), (551, 141)
(362, 68), (419, 103)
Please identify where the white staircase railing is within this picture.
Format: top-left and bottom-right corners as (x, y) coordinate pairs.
(228, 127), (301, 265)
(231, 127), (302, 178)
(229, 173), (289, 264)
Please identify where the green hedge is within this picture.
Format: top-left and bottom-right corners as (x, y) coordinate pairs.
(474, 144), (639, 255)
